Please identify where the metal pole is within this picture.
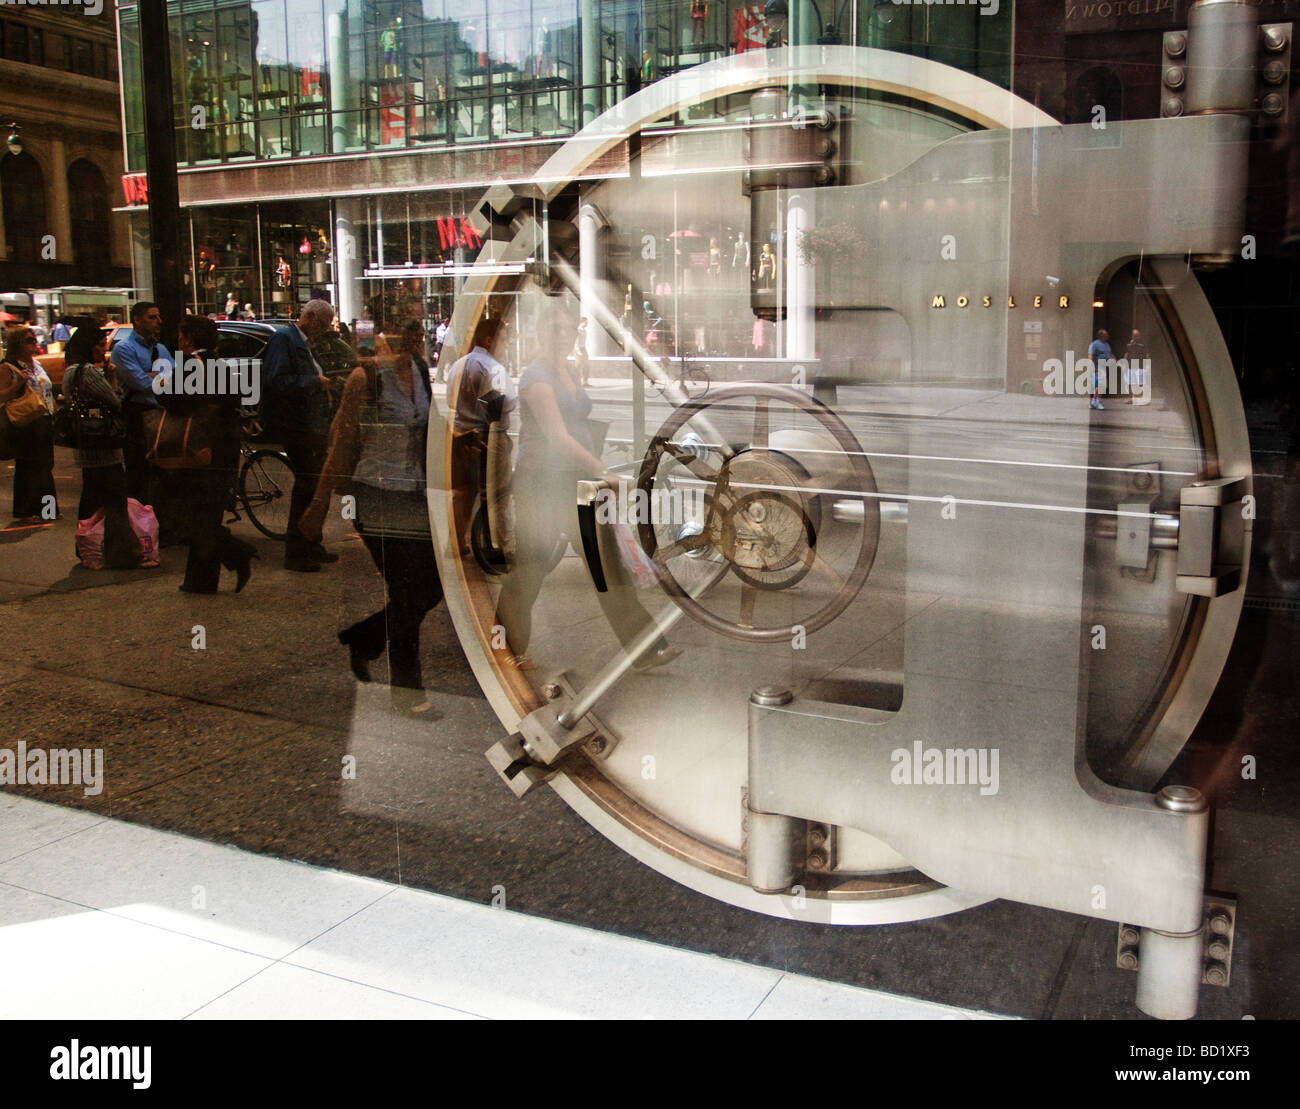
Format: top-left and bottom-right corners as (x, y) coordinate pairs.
(137, 0), (184, 352)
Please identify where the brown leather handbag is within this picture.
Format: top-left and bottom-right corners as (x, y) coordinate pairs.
(142, 406), (214, 468)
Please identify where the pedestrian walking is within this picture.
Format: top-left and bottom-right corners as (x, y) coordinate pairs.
(169, 315), (257, 593)
(1088, 328), (1112, 411)
(262, 299), (338, 571)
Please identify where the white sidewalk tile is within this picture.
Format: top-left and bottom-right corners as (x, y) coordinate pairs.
(750, 971), (1005, 1020)
(0, 813), (393, 960)
(0, 792), (106, 864)
(0, 882), (270, 1020)
(189, 963), (481, 1021)
(0, 794), (997, 1020)
(286, 885), (783, 1020)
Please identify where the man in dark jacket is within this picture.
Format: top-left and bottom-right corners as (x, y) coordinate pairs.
(262, 299), (338, 570)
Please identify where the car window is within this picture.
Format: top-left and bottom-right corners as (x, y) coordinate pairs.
(216, 332), (268, 359)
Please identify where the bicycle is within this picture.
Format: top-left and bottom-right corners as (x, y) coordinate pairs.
(651, 353), (710, 401)
(224, 413), (294, 540)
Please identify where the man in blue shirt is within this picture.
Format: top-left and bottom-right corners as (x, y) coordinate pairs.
(110, 301), (174, 503)
(263, 299), (337, 571)
(1087, 328), (1112, 411)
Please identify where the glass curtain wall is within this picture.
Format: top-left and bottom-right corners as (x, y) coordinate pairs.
(119, 1), (1012, 169)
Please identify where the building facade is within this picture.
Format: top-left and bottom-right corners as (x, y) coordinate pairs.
(114, 0), (1009, 329)
(0, 5), (131, 303)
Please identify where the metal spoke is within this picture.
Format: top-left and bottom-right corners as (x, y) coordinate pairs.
(739, 582), (757, 628)
(752, 396), (769, 449)
(654, 531), (709, 563)
(808, 551), (844, 591)
(662, 441), (720, 483)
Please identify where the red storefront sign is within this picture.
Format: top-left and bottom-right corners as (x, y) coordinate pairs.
(437, 216), (483, 251)
(121, 174), (149, 206)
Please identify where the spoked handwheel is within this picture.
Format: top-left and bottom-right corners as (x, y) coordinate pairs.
(635, 384), (880, 642)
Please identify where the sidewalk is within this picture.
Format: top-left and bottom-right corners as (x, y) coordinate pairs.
(0, 794), (998, 1020)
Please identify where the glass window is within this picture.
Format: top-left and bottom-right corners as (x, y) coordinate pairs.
(117, 6), (146, 171)
(4, 21), (28, 64)
(45, 32), (68, 71)
(73, 38), (94, 76)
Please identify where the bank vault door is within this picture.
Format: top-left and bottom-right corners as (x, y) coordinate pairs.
(429, 47), (1253, 1020)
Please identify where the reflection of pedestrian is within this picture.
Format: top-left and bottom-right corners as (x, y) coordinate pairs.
(264, 299), (337, 571)
(170, 315), (256, 593)
(302, 339), (442, 702)
(446, 315), (514, 560)
(109, 301), (172, 507)
(494, 303), (679, 672)
(63, 326), (140, 568)
(1088, 328), (1112, 411)
(1, 326), (57, 524)
(1123, 328), (1149, 405)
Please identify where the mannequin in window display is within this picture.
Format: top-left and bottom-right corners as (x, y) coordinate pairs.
(641, 50), (655, 84)
(197, 242), (217, 289)
(381, 19), (401, 81)
(691, 0), (708, 44)
(756, 241), (775, 287)
(731, 229), (749, 270)
(536, 17), (552, 78)
(432, 77), (448, 134)
(274, 255), (293, 289)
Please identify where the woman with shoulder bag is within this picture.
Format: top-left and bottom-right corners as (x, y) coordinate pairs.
(0, 325), (58, 526)
(62, 325), (141, 569)
(299, 328), (443, 708)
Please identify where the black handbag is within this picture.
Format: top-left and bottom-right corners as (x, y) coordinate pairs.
(54, 365), (127, 451)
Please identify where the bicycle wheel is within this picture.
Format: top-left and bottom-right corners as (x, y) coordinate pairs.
(238, 449), (294, 541)
(683, 364), (710, 399)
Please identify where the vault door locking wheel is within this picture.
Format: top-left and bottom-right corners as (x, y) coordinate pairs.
(637, 384), (880, 642)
